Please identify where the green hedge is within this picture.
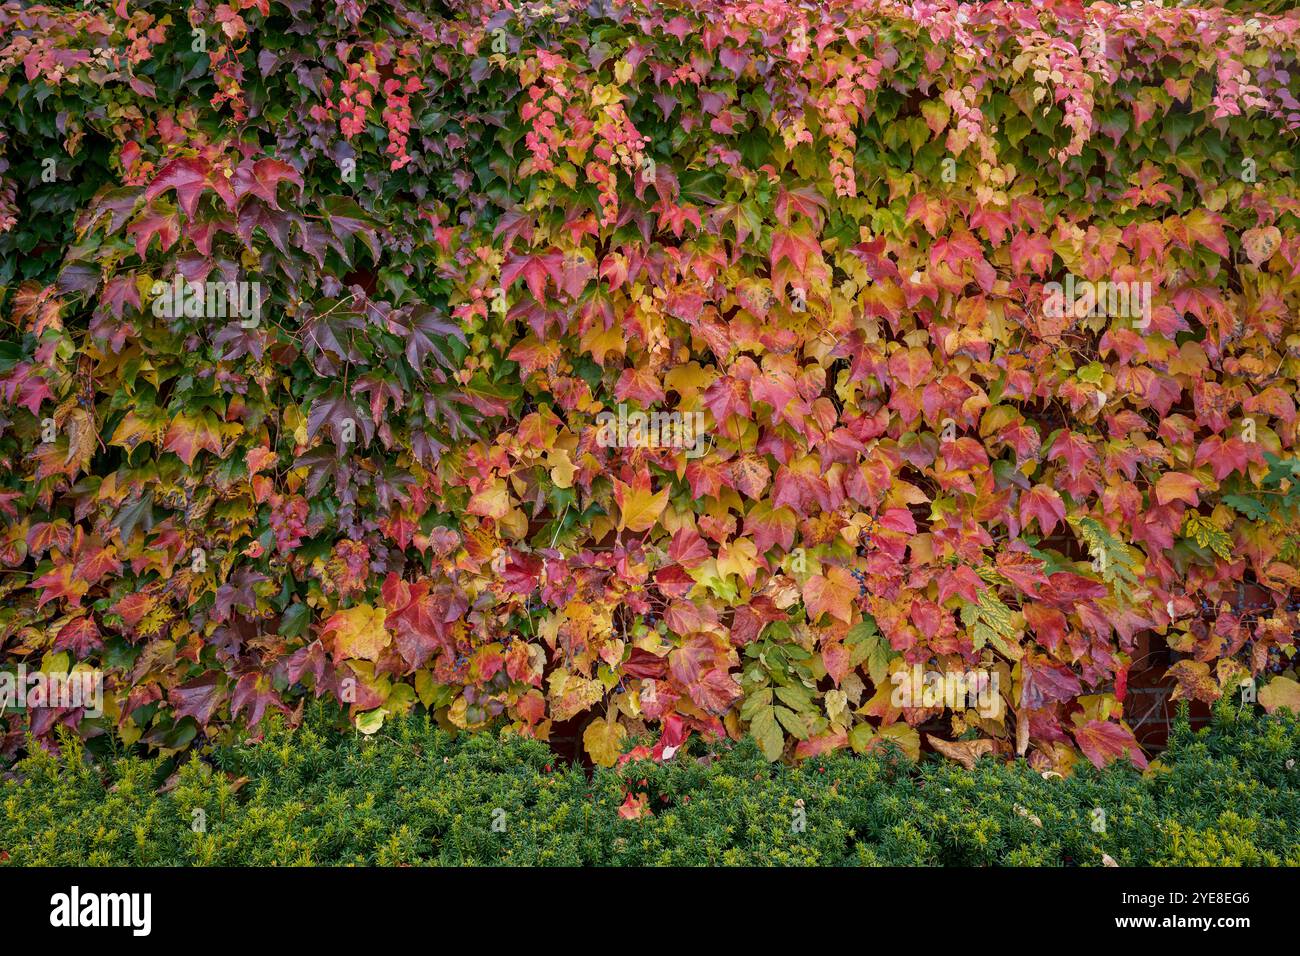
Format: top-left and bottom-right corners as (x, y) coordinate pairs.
(2, 703), (1298, 866)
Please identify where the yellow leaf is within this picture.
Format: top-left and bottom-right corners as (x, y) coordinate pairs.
(1259, 676), (1300, 715)
(109, 411), (159, 453)
(615, 479), (668, 533)
(548, 449), (575, 489)
(40, 651), (70, 675)
(355, 708), (387, 735)
(283, 405), (309, 447)
(547, 669), (604, 722)
(414, 669), (439, 707)
(554, 161), (578, 189)
(447, 694), (490, 730)
(537, 612), (561, 649)
(877, 723), (921, 761)
(467, 478), (511, 519)
(64, 408), (97, 472)
(633, 628), (673, 656)
(663, 362), (715, 397)
(499, 506), (530, 541)
(717, 537), (760, 586)
(324, 604), (390, 661)
(581, 323), (626, 364)
(583, 713), (627, 768)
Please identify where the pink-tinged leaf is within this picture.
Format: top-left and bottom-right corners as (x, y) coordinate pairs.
(668, 633), (740, 715)
(1041, 572), (1109, 603)
(936, 564), (985, 604)
(1020, 654), (1082, 709)
(231, 158), (302, 208)
(1193, 435), (1262, 481)
(618, 792), (650, 820)
(702, 375), (752, 425)
(1170, 208), (1230, 259)
(614, 367), (666, 406)
(144, 158), (225, 219)
(906, 193), (948, 236)
(1010, 231), (1054, 275)
(822, 640), (851, 685)
(501, 250), (562, 302)
(889, 346), (932, 389)
(793, 731), (848, 759)
(667, 525), (711, 567)
(1020, 485), (1066, 535)
(286, 640), (328, 690)
(769, 225), (822, 273)
(1073, 719), (1148, 770)
(731, 596), (785, 646)
(1024, 602), (1068, 650)
(1046, 430), (1096, 478)
(774, 185), (828, 229)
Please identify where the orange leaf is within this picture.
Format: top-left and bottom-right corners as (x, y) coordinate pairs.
(1154, 471), (1201, 506)
(803, 567), (857, 624)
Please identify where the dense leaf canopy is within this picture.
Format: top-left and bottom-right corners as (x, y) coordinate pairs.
(0, 0), (1298, 772)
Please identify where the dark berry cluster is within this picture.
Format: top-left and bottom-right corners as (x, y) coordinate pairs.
(849, 567), (869, 598)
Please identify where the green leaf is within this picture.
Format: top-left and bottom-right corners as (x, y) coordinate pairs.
(1069, 516), (1141, 606)
(774, 705), (812, 741)
(355, 708), (388, 736)
(112, 491), (156, 546)
(1182, 513), (1234, 561)
(846, 618), (893, 686)
(279, 602), (311, 638)
(962, 588), (1023, 661)
(1223, 494), (1269, 521)
(750, 706), (785, 761)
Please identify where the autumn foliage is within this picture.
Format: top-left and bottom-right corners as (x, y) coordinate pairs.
(0, 0), (1298, 773)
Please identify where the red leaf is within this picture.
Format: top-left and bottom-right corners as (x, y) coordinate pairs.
(888, 346), (932, 389)
(53, 616), (102, 657)
(1019, 485), (1066, 535)
(144, 158), (232, 219)
(668, 633), (740, 715)
(1073, 720), (1148, 770)
(996, 552), (1049, 596)
(125, 206), (179, 257)
(231, 158), (302, 209)
(231, 673), (289, 729)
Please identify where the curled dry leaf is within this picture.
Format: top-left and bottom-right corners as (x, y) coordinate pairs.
(926, 735), (994, 770)
(1014, 804), (1044, 828)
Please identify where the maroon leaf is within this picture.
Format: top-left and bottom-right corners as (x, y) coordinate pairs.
(169, 674), (229, 726)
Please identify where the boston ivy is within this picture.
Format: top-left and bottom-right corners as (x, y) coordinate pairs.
(0, 1), (1297, 773)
